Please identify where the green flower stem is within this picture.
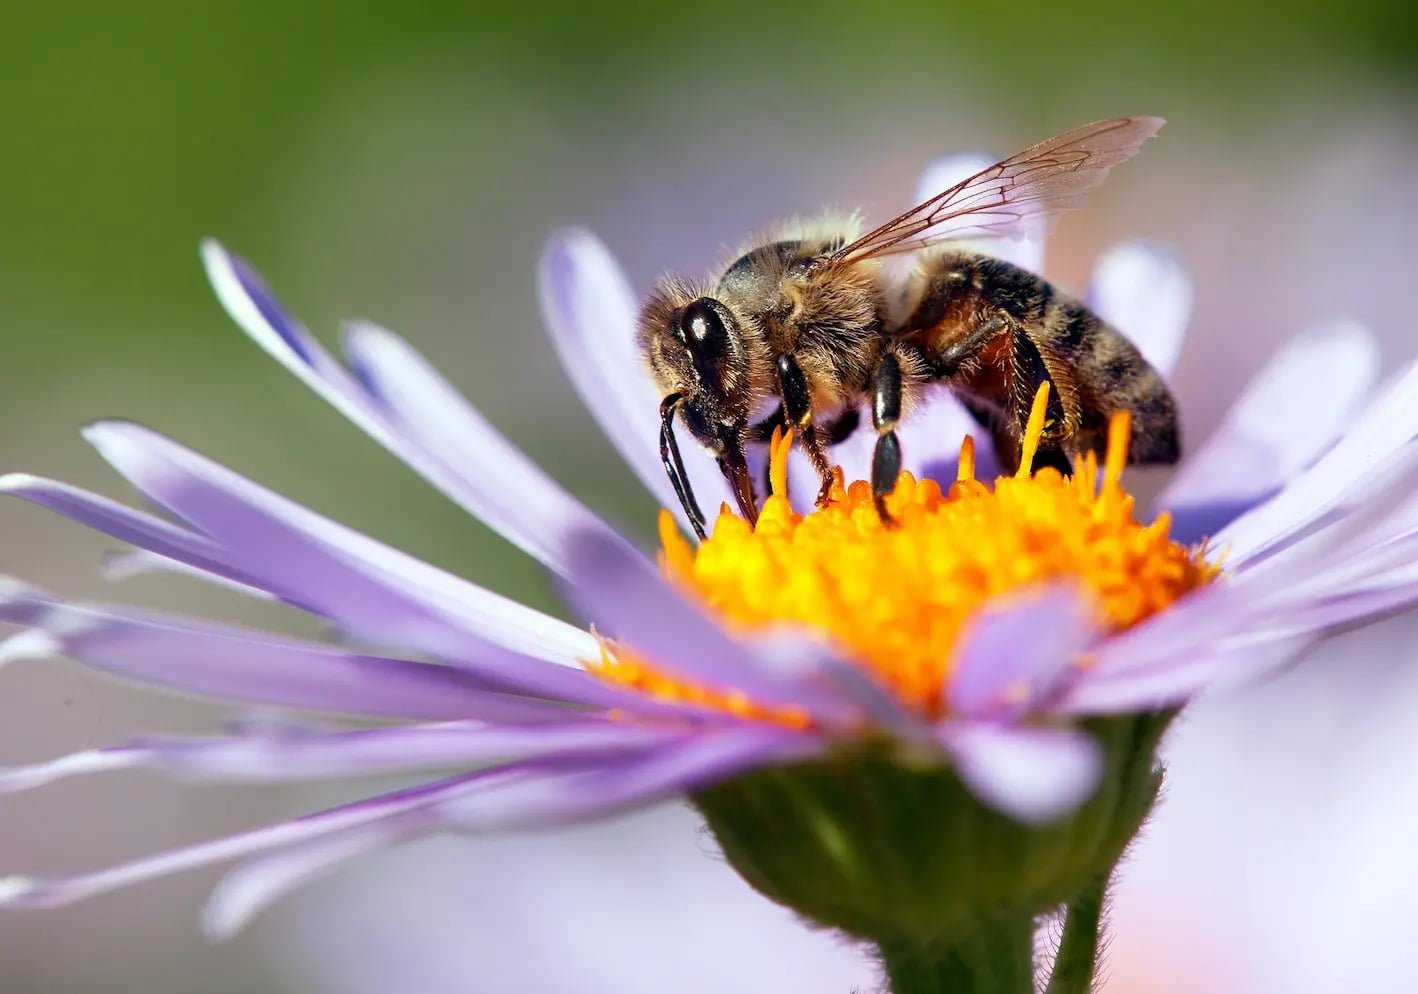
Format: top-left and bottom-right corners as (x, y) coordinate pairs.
(1045, 876), (1107, 994)
(877, 919), (1036, 994)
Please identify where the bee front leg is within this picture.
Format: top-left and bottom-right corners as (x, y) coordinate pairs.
(870, 352), (904, 524)
(776, 354), (835, 506)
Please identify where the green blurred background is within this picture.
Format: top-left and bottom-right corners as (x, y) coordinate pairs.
(1, 2), (1414, 992)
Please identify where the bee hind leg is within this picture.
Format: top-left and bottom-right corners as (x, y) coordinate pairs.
(1010, 328), (1074, 477)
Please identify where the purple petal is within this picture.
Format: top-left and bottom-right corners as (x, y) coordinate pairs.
(100, 547), (275, 598)
(0, 749), (143, 793)
(908, 391), (998, 485)
(1085, 242), (1191, 379)
(0, 584), (574, 722)
(0, 474), (246, 584)
(538, 230), (731, 527)
(0, 769), (508, 910)
(202, 811), (436, 940)
(1162, 322), (1379, 541)
(1225, 444), (1418, 603)
(1223, 504), (1418, 646)
(1216, 357), (1418, 565)
(0, 721), (676, 791)
(441, 724), (824, 829)
(203, 241), (332, 372)
(1060, 633), (1312, 714)
(1298, 574), (1418, 634)
(913, 153), (1045, 273)
(203, 241), (635, 581)
(945, 584), (1096, 719)
(81, 420), (609, 700)
(1062, 583), (1266, 687)
(937, 722), (1103, 824)
(759, 631), (926, 738)
(559, 529), (865, 725)
(341, 321), (642, 578)
(208, 725), (821, 938)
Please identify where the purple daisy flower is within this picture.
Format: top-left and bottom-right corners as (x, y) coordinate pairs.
(0, 147), (1413, 969)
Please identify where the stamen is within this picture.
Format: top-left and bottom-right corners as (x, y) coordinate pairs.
(596, 405), (1218, 726)
(658, 509), (695, 578)
(957, 435), (976, 482)
(768, 427), (794, 503)
(1016, 383), (1051, 478)
(1102, 410), (1131, 495)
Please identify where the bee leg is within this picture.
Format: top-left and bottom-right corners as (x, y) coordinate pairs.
(805, 408), (863, 501)
(870, 352), (904, 525)
(752, 406), (859, 500)
(927, 311), (1028, 468)
(1010, 328), (1074, 477)
(801, 428), (834, 506)
(934, 314), (1011, 377)
(659, 393), (708, 539)
(775, 354), (835, 506)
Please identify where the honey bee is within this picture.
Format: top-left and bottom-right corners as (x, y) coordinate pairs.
(638, 116), (1179, 538)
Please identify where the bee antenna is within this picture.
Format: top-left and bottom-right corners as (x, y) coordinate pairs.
(659, 393), (708, 540)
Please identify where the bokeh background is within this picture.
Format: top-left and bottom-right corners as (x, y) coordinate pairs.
(2, 2), (1416, 992)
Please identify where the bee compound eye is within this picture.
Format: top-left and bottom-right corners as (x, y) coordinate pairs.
(679, 298), (729, 357)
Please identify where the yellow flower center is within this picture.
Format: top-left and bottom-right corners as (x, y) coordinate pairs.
(593, 387), (1219, 726)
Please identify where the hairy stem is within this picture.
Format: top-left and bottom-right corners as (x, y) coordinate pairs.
(877, 919), (1035, 994)
(1046, 876), (1108, 994)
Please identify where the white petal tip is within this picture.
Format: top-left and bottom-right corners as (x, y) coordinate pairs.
(0, 473), (42, 492)
(340, 318), (391, 346)
(0, 750), (138, 792)
(199, 903), (246, 943)
(0, 631), (62, 666)
(78, 420), (125, 446)
(1088, 241), (1192, 376)
(944, 724), (1104, 825)
(543, 225), (598, 251)
(98, 550), (152, 582)
(0, 877), (37, 905)
(0, 576), (38, 603)
(198, 237), (226, 263)
(538, 228), (614, 285)
(1301, 319), (1380, 367)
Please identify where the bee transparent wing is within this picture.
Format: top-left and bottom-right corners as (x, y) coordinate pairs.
(822, 116), (1164, 267)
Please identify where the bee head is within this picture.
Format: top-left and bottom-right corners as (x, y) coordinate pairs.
(638, 284), (758, 443)
(638, 283), (762, 531)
